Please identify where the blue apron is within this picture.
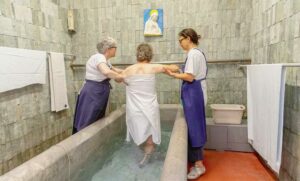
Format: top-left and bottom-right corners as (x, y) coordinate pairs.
(73, 79), (111, 132)
(73, 62), (113, 133)
(181, 49), (207, 147)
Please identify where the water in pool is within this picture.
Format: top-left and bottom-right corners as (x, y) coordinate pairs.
(78, 122), (173, 181)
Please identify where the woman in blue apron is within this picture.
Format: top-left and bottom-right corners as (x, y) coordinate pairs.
(165, 28), (208, 179)
(73, 37), (125, 134)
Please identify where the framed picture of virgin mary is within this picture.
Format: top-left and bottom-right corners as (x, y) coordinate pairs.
(143, 9), (163, 36)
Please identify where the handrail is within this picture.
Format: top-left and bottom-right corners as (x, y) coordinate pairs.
(70, 59), (252, 69)
(208, 59), (251, 64)
(239, 63), (300, 67)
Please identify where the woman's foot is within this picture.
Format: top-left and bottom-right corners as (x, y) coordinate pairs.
(138, 153), (152, 168)
(139, 136), (155, 168)
(187, 165), (206, 180)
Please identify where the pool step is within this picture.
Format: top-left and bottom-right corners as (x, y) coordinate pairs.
(205, 118), (253, 152)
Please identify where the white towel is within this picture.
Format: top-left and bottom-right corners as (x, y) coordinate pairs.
(48, 52), (69, 112)
(0, 47), (46, 93)
(247, 64), (286, 174)
(125, 74), (161, 145)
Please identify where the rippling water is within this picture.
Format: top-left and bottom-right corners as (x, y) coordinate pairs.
(78, 122), (173, 181)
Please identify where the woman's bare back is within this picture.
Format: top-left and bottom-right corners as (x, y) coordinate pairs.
(122, 63), (165, 77)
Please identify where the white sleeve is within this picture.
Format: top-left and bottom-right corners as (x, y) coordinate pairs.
(184, 52), (198, 76)
(184, 51), (206, 79)
(93, 54), (107, 66)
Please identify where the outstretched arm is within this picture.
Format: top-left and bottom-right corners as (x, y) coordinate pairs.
(111, 66), (123, 73)
(165, 69), (194, 82)
(163, 64), (179, 72)
(98, 63), (124, 82)
(152, 64), (179, 73)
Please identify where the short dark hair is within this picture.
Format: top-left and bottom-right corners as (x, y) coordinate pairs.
(136, 43), (153, 62)
(178, 28), (201, 45)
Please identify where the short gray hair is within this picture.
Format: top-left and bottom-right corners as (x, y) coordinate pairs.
(136, 43), (153, 62)
(96, 37), (117, 54)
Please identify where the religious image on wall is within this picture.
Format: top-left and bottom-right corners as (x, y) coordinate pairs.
(143, 9), (163, 36)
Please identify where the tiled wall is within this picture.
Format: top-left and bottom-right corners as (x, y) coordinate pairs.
(3, 0), (299, 180)
(0, 0), (75, 175)
(70, 0), (252, 115)
(0, 0), (252, 175)
(250, 0), (300, 180)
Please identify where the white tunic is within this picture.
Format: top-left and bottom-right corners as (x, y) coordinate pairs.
(184, 48), (208, 106)
(125, 74), (161, 145)
(85, 53), (112, 82)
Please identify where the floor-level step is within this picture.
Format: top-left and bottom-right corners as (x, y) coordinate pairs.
(205, 118), (253, 152)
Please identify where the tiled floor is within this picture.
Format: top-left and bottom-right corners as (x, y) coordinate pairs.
(189, 150), (277, 181)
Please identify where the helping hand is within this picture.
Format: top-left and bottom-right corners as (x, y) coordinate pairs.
(115, 74), (124, 83)
(169, 64), (180, 72)
(164, 68), (176, 77)
(115, 75), (129, 85)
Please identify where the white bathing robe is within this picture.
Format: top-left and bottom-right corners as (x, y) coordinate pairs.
(125, 74), (161, 145)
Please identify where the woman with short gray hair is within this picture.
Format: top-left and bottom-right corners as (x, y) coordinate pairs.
(73, 37), (124, 134)
(136, 43), (153, 62)
(96, 37), (117, 54)
(122, 43), (179, 167)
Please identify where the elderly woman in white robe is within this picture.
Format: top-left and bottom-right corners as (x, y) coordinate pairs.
(122, 43), (178, 167)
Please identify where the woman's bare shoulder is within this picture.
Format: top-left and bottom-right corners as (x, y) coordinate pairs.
(122, 64), (140, 75)
(123, 63), (159, 76)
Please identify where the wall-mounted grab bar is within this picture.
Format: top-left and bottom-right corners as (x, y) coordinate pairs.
(239, 63), (300, 68)
(70, 59), (252, 69)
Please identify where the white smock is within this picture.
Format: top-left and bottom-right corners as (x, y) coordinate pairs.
(125, 74), (161, 145)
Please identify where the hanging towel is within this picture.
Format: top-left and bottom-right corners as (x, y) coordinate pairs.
(48, 52), (69, 112)
(125, 74), (161, 145)
(247, 64), (286, 174)
(0, 47), (46, 93)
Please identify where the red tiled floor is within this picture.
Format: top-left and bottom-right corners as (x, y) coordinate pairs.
(188, 150), (277, 181)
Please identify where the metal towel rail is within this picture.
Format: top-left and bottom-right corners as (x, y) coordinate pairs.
(47, 52), (76, 60)
(63, 53), (76, 60)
